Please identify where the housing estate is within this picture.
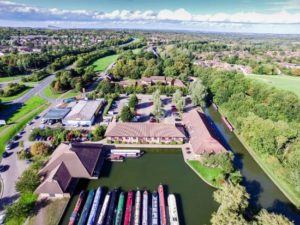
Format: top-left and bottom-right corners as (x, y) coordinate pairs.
(183, 109), (225, 155)
(105, 122), (186, 144)
(36, 143), (104, 198)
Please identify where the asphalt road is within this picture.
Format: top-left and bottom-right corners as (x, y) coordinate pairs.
(12, 75), (55, 104)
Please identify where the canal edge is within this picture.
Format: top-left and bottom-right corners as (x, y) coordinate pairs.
(215, 105), (300, 208)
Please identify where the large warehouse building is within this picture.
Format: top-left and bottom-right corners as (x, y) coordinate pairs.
(62, 100), (104, 127)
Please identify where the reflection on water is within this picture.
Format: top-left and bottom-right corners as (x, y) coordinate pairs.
(204, 106), (300, 223)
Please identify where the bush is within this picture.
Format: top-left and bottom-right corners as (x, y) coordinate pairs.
(92, 125), (107, 141)
(120, 105), (134, 122)
(30, 142), (50, 156)
(15, 167), (41, 194)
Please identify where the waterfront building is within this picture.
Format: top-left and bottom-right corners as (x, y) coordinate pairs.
(105, 122), (185, 144)
(183, 109), (225, 155)
(36, 143), (104, 197)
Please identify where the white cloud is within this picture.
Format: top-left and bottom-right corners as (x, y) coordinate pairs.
(1, 1), (300, 33)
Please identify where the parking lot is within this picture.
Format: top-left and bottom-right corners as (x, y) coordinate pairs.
(109, 94), (193, 124)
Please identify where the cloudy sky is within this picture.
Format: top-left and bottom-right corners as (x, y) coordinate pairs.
(1, 0), (300, 33)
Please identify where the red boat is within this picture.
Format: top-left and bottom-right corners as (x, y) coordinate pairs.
(123, 191), (133, 225)
(68, 191), (85, 225)
(158, 185), (167, 225)
(222, 116), (234, 132)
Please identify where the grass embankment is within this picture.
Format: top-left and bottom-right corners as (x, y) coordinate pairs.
(0, 75), (27, 82)
(237, 134), (300, 208)
(43, 85), (80, 99)
(43, 86), (65, 98)
(0, 96), (48, 154)
(187, 160), (223, 188)
(249, 74), (300, 97)
(0, 86), (32, 102)
(103, 98), (113, 116)
(92, 54), (119, 72)
(27, 198), (69, 225)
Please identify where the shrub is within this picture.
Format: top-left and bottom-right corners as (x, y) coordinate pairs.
(30, 142), (50, 156)
(15, 168), (41, 194)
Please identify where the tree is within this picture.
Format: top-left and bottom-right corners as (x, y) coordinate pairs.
(172, 89), (185, 112)
(92, 125), (106, 141)
(16, 168), (40, 193)
(128, 94), (139, 109)
(189, 79), (207, 107)
(120, 105), (134, 122)
(211, 209), (249, 225)
(152, 89), (162, 119)
(213, 183), (249, 212)
(30, 142), (50, 156)
(254, 209), (294, 225)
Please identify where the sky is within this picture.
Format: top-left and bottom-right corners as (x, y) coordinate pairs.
(1, 0), (300, 34)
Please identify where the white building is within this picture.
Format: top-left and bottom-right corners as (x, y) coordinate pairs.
(62, 100), (103, 127)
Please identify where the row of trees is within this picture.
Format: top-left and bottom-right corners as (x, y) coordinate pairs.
(195, 66), (300, 199)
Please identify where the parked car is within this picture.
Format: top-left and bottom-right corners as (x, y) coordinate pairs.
(0, 165), (8, 173)
(2, 152), (9, 158)
(5, 143), (12, 151)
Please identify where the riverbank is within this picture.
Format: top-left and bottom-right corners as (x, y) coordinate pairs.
(237, 133), (300, 208)
(216, 106), (300, 208)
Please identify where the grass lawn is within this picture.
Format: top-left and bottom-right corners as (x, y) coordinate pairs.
(61, 89), (81, 99)
(8, 96), (47, 123)
(0, 98), (48, 154)
(0, 75), (27, 82)
(43, 85), (65, 99)
(0, 86), (32, 102)
(28, 198), (69, 225)
(133, 48), (142, 54)
(249, 74), (300, 97)
(92, 54), (119, 72)
(187, 160), (224, 188)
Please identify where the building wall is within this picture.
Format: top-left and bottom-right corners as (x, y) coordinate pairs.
(107, 136), (184, 144)
(62, 115), (95, 127)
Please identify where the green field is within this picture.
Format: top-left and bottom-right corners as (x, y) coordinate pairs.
(43, 85), (66, 98)
(187, 160), (224, 188)
(249, 74), (300, 97)
(0, 96), (48, 154)
(61, 89), (81, 99)
(0, 75), (27, 82)
(0, 86), (32, 102)
(92, 54), (119, 72)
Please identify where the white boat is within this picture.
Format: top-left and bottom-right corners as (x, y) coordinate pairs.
(134, 190), (141, 225)
(87, 187), (102, 225)
(142, 191), (148, 225)
(168, 194), (179, 225)
(97, 192), (111, 225)
(110, 149), (143, 158)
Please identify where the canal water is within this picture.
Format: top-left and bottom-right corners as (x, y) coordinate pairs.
(60, 149), (218, 225)
(204, 106), (300, 223)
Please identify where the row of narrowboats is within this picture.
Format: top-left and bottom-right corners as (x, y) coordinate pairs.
(68, 185), (179, 225)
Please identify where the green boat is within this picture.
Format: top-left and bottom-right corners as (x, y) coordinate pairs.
(114, 192), (125, 225)
(77, 190), (95, 225)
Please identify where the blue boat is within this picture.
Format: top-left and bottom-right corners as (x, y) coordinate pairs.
(77, 190), (95, 225)
(151, 191), (159, 225)
(105, 189), (118, 225)
(87, 187), (103, 225)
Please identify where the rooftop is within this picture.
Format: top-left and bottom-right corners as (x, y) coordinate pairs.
(64, 100), (103, 121)
(105, 122), (186, 138)
(183, 109), (225, 154)
(43, 108), (71, 120)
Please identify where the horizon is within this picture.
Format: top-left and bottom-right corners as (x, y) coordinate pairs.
(1, 0), (300, 34)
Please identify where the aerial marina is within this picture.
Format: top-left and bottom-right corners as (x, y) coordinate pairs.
(67, 185), (179, 225)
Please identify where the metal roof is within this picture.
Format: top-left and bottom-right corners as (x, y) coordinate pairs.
(43, 108), (71, 120)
